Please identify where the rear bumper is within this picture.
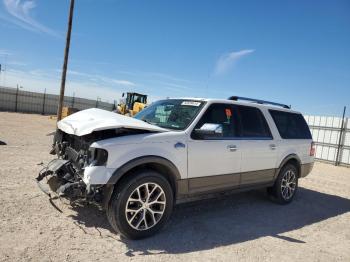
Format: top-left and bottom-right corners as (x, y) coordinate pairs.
(300, 162), (314, 178)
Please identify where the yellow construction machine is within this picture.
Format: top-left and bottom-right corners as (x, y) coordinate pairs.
(117, 92), (148, 116)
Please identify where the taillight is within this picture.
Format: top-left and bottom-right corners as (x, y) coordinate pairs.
(310, 142), (316, 156)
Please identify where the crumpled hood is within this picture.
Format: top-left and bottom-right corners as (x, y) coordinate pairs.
(57, 108), (167, 136)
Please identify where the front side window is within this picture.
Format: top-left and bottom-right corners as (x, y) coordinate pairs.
(269, 110), (312, 139)
(192, 103), (238, 139)
(237, 105), (272, 139)
(134, 99), (205, 130)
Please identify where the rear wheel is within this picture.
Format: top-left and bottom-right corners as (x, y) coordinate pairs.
(268, 164), (298, 204)
(107, 170), (174, 239)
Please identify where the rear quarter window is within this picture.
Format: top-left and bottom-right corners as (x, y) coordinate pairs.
(269, 110), (312, 139)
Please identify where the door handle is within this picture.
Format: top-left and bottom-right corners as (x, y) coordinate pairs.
(227, 145), (237, 152)
(269, 144), (277, 150)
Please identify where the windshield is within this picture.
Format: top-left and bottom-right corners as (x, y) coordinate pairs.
(134, 99), (205, 130)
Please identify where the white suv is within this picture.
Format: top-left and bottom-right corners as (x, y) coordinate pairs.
(37, 96), (315, 239)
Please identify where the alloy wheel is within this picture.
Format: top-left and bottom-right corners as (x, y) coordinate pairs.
(281, 169), (297, 200)
(125, 182), (166, 231)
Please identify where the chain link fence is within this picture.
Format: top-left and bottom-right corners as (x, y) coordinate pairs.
(0, 86), (115, 115)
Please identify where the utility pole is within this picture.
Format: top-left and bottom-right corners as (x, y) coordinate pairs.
(57, 0), (75, 121)
(0, 54), (8, 86)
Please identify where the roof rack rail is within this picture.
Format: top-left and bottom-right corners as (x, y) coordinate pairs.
(228, 96), (291, 109)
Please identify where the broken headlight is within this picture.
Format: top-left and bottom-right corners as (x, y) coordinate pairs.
(88, 148), (108, 166)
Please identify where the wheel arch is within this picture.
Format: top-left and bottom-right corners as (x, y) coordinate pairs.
(276, 154), (302, 178)
(103, 156), (181, 207)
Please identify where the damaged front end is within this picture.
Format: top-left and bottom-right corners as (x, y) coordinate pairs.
(36, 129), (111, 203)
(36, 108), (167, 205)
(37, 128), (149, 206)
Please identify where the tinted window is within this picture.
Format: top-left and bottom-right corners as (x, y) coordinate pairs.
(193, 103), (238, 139)
(269, 110), (312, 139)
(237, 106), (272, 138)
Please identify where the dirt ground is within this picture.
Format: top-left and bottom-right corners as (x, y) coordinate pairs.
(1, 112), (350, 262)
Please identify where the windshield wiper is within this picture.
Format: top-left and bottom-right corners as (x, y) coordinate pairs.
(141, 119), (155, 125)
(140, 119), (174, 130)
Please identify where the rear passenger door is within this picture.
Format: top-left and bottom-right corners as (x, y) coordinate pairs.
(237, 106), (278, 185)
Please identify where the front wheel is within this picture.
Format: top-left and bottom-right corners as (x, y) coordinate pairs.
(268, 164), (299, 204)
(107, 170), (174, 239)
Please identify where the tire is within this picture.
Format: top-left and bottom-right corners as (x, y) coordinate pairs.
(268, 164), (299, 204)
(107, 170), (174, 239)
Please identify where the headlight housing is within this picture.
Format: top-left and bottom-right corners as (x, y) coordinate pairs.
(88, 148), (108, 166)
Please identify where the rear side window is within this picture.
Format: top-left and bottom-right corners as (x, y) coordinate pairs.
(237, 106), (272, 138)
(269, 110), (312, 139)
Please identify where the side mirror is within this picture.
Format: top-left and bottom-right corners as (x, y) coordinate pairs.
(122, 93), (125, 97)
(194, 123), (223, 138)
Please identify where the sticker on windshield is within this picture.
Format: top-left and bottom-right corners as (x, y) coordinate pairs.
(181, 101), (201, 106)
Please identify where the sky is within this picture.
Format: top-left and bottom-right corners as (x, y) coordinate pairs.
(0, 0), (349, 116)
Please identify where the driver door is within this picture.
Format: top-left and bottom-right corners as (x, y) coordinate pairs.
(187, 103), (242, 193)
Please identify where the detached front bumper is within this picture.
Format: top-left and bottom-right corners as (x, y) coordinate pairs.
(36, 159), (86, 199)
(36, 159), (114, 203)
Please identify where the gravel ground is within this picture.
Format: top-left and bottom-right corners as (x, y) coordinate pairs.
(1, 112), (350, 262)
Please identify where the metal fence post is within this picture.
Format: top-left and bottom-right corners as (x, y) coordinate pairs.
(95, 97), (100, 108)
(72, 92), (75, 107)
(335, 106), (347, 166)
(42, 88), (46, 115)
(15, 84), (19, 112)
(337, 117), (348, 166)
